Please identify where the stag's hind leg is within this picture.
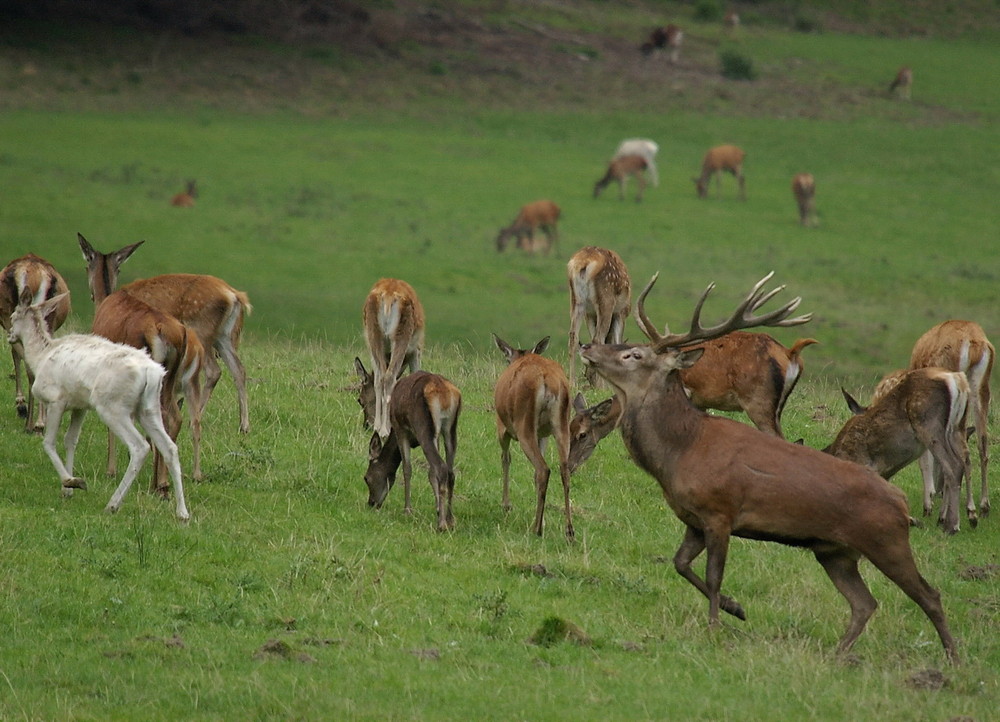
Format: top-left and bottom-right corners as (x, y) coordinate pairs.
(673, 525), (746, 621)
(813, 547), (877, 655)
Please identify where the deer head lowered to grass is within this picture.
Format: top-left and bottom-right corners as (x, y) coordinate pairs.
(578, 272), (959, 663)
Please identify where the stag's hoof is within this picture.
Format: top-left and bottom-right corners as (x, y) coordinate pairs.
(62, 477), (87, 491)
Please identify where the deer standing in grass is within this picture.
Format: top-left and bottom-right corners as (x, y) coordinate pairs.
(908, 320), (993, 522)
(79, 235), (205, 494)
(493, 334), (574, 540)
(495, 200), (561, 255)
(7, 291), (190, 521)
(78, 235), (252, 435)
(640, 24), (683, 64)
(889, 66), (913, 100)
(363, 278), (425, 439)
(613, 138), (659, 187)
(567, 246), (631, 387)
(594, 155), (649, 202)
(578, 272), (958, 663)
(0, 253), (71, 431)
(693, 145), (746, 200)
(792, 173), (817, 226)
(364, 370), (461, 531)
(171, 180), (198, 207)
(826, 368), (971, 533)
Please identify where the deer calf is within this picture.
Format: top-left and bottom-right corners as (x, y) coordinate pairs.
(567, 246), (631, 386)
(493, 335), (574, 540)
(579, 272), (958, 663)
(362, 278), (425, 439)
(594, 155), (648, 202)
(8, 291), (189, 521)
(0, 253), (71, 431)
(693, 145), (746, 200)
(889, 66), (913, 100)
(792, 173), (817, 226)
(365, 371), (461, 532)
(825, 368), (971, 533)
(495, 200), (561, 255)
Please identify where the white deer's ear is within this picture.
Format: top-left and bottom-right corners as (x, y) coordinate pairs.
(39, 293), (69, 320)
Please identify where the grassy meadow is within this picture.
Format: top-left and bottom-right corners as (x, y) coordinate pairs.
(1, 2), (999, 720)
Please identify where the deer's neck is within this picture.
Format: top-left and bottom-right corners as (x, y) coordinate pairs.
(17, 314), (55, 368)
(618, 372), (702, 484)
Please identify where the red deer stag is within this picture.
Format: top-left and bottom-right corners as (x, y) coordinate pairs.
(640, 24), (683, 64)
(493, 334), (574, 540)
(78, 234), (252, 435)
(0, 253), (71, 432)
(908, 320), (993, 521)
(826, 368), (970, 533)
(364, 370), (461, 532)
(578, 272), (958, 663)
(594, 155), (649, 202)
(495, 200), (561, 255)
(363, 278), (425, 439)
(792, 173), (817, 227)
(693, 145), (746, 200)
(889, 66), (913, 100)
(171, 180), (198, 207)
(567, 246), (631, 387)
(80, 235), (206, 494)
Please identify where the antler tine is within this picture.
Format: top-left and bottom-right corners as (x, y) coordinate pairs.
(652, 272), (811, 351)
(634, 272), (665, 343)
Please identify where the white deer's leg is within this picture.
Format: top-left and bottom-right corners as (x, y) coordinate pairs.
(100, 412), (150, 515)
(39, 402), (80, 495)
(140, 405), (189, 522)
(62, 408), (88, 480)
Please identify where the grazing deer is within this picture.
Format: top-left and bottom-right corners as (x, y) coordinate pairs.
(90, 286), (206, 494)
(677, 333), (818, 438)
(364, 370), (461, 532)
(908, 320), (993, 520)
(889, 66), (913, 100)
(613, 138), (659, 187)
(594, 155), (648, 202)
(792, 173), (817, 227)
(693, 145), (746, 200)
(578, 272), (958, 663)
(363, 278), (425, 439)
(7, 291), (189, 521)
(0, 253), (71, 431)
(826, 368), (971, 533)
(567, 246), (631, 387)
(78, 234), (252, 435)
(493, 334), (574, 540)
(495, 200), (561, 255)
(640, 24), (683, 64)
(171, 180), (198, 207)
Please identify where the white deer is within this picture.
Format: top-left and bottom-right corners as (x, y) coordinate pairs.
(7, 290), (190, 521)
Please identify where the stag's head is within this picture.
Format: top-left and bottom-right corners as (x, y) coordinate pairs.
(582, 272), (811, 399)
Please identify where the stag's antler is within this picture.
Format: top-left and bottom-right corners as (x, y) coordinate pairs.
(634, 272), (812, 351)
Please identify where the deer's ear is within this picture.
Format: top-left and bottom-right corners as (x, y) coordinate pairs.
(532, 336), (551, 355)
(573, 393), (587, 413)
(354, 356), (370, 380)
(675, 348), (704, 369)
(591, 398), (618, 423)
(368, 432), (383, 460)
(841, 388), (867, 415)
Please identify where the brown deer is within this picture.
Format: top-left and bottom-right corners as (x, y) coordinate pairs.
(889, 66), (913, 100)
(908, 320), (993, 521)
(578, 272), (959, 663)
(364, 370), (461, 532)
(0, 253), (71, 431)
(493, 334), (574, 540)
(363, 278), (425, 439)
(495, 200), (561, 255)
(640, 24), (683, 64)
(792, 173), (817, 226)
(79, 234), (253, 436)
(171, 180), (198, 207)
(693, 145), (746, 200)
(594, 155), (648, 202)
(567, 246), (631, 387)
(826, 368), (971, 533)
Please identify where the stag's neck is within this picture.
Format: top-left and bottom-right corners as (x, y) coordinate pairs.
(618, 372), (703, 484)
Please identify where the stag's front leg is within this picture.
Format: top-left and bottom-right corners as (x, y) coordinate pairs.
(703, 524), (733, 625)
(813, 547), (877, 656)
(673, 525), (746, 620)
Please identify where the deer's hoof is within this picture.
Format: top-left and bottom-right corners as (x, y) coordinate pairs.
(16, 403), (27, 419)
(62, 477), (87, 491)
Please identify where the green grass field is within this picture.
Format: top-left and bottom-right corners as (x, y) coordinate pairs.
(1, 2), (998, 719)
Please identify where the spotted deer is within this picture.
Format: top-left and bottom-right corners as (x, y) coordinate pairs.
(567, 246), (631, 386)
